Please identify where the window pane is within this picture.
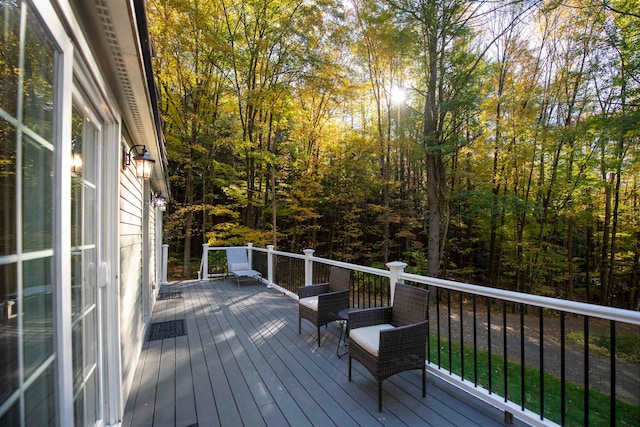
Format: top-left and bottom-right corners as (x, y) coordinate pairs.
(73, 387), (84, 427)
(82, 120), (97, 187)
(84, 308), (96, 372)
(25, 363), (55, 427)
(22, 8), (56, 141)
(0, 401), (19, 426)
(71, 165), (83, 248)
(0, 0), (21, 117)
(0, 263), (18, 404)
(83, 247), (96, 310)
(71, 251), (82, 319)
(22, 257), (53, 379)
(0, 119), (16, 256)
(85, 370), (99, 426)
(72, 319), (83, 391)
(22, 135), (53, 251)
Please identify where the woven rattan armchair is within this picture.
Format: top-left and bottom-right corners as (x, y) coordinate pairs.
(348, 283), (429, 412)
(298, 266), (351, 347)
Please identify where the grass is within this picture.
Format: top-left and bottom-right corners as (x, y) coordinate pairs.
(427, 335), (640, 426)
(566, 329), (640, 364)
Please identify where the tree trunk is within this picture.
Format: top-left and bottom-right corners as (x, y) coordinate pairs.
(600, 174), (612, 303)
(183, 147), (195, 277)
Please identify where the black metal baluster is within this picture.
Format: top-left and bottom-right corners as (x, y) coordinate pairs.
(539, 306), (544, 420)
(448, 289), (452, 373)
(610, 320), (616, 427)
(437, 287), (442, 367)
(351, 276), (355, 308)
(460, 291), (465, 381)
(503, 300), (508, 402)
(357, 271), (361, 308)
(367, 275), (371, 308)
(561, 311), (566, 426)
(374, 276), (379, 307)
(473, 295), (477, 386)
(520, 303), (525, 410)
(488, 297), (492, 394)
(427, 286), (431, 365)
(584, 316), (589, 426)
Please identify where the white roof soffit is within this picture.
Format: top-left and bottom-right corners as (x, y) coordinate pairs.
(73, 0), (168, 193)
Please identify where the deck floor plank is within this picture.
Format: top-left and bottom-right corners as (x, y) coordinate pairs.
(124, 279), (515, 427)
(185, 281), (221, 427)
(221, 285), (351, 427)
(213, 286), (313, 427)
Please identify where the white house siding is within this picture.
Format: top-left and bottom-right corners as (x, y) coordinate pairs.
(150, 204), (158, 289)
(119, 165), (145, 400)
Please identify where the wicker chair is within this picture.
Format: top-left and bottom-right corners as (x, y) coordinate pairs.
(348, 283), (429, 412)
(298, 266), (351, 347)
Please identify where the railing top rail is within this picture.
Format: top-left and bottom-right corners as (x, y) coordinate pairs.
(209, 245), (638, 325)
(205, 246), (244, 251)
(308, 256), (391, 278)
(247, 246), (390, 277)
(256, 247), (307, 260)
(401, 272), (640, 326)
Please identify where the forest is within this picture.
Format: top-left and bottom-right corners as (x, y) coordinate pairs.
(146, 0), (639, 309)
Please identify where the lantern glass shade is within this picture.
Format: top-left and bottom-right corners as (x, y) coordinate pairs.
(156, 197), (166, 211)
(133, 148), (155, 180)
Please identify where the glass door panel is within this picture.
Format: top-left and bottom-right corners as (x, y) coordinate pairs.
(70, 105), (102, 427)
(0, 2), (57, 425)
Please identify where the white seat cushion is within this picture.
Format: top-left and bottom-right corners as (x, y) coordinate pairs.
(299, 296), (319, 311)
(349, 324), (395, 356)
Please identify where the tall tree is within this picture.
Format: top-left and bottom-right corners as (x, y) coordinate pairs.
(149, 0), (227, 276)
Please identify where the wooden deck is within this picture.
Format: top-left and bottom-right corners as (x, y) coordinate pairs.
(122, 279), (517, 427)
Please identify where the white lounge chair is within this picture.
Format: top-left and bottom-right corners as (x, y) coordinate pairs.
(225, 247), (262, 287)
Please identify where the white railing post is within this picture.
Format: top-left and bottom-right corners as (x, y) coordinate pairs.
(247, 242), (254, 268)
(267, 245), (274, 288)
(386, 261), (407, 305)
(161, 244), (168, 284)
(303, 249), (315, 286)
(201, 244), (209, 281)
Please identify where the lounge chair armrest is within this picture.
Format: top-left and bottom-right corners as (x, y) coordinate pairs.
(378, 320), (429, 358)
(349, 307), (392, 330)
(298, 283), (329, 298)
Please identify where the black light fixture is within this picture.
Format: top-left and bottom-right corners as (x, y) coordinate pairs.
(122, 145), (155, 180)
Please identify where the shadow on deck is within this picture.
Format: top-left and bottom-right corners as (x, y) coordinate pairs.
(123, 279), (520, 427)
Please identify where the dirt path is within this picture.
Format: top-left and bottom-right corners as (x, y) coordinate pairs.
(428, 305), (640, 406)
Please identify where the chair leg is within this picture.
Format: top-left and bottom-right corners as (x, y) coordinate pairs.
(298, 316), (301, 334)
(317, 326), (321, 347)
(378, 380), (383, 412)
(348, 357), (352, 381)
(422, 366), (426, 398)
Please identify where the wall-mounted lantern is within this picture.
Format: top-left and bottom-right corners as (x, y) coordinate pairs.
(153, 192), (167, 211)
(122, 145), (155, 180)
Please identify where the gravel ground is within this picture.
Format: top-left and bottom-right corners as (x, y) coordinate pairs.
(427, 302), (639, 406)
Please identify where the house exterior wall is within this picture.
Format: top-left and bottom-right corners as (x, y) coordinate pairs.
(0, 0), (169, 425)
(119, 163), (145, 402)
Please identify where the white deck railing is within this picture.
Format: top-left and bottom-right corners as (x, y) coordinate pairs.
(198, 243), (640, 427)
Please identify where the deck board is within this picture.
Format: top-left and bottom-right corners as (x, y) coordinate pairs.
(123, 279), (517, 427)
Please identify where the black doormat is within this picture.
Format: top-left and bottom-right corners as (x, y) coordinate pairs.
(147, 319), (186, 341)
(157, 291), (182, 300)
